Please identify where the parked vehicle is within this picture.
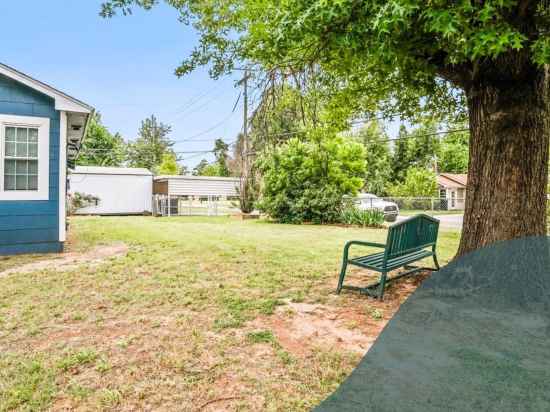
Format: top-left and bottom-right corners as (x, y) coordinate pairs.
(354, 193), (399, 222)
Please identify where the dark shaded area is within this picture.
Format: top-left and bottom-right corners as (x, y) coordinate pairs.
(316, 236), (550, 411)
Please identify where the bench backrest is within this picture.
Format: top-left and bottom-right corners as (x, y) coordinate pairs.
(385, 214), (440, 259)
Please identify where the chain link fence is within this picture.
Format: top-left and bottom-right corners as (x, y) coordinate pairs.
(153, 195), (240, 217)
(355, 196), (466, 216)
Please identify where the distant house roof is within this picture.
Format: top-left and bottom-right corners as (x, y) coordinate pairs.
(72, 166), (153, 176)
(437, 173), (467, 188)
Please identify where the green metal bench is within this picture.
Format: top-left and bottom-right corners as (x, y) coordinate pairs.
(336, 214), (440, 300)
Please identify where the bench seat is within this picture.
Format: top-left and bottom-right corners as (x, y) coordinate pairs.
(350, 249), (434, 271)
(336, 214), (440, 300)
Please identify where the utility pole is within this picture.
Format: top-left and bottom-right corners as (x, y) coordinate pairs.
(238, 68), (252, 213)
(242, 69), (249, 177)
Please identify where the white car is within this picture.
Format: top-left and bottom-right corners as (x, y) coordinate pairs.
(354, 193), (399, 222)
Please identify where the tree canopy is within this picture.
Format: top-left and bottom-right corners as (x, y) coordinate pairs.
(101, 0), (549, 120)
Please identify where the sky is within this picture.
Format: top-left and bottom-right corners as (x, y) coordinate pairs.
(0, 0), (244, 168)
(0, 1), (401, 170)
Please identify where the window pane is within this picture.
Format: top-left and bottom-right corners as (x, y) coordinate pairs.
(16, 160), (28, 175)
(16, 175), (27, 190)
(28, 160), (38, 174)
(16, 127), (28, 143)
(4, 175), (15, 190)
(28, 175), (38, 190)
(16, 142), (28, 157)
(28, 128), (38, 143)
(5, 142), (15, 157)
(4, 159), (15, 174)
(28, 142), (38, 157)
(3, 127), (40, 192)
(5, 127), (16, 142)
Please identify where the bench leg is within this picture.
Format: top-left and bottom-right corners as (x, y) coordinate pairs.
(336, 259), (348, 294)
(378, 271), (388, 300)
(433, 253), (440, 271)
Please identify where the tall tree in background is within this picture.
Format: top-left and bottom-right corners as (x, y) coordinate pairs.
(102, 0), (550, 256)
(127, 115), (174, 172)
(355, 121), (392, 196)
(391, 126), (413, 184)
(77, 112), (126, 167)
(407, 120), (440, 171)
(213, 138), (230, 177)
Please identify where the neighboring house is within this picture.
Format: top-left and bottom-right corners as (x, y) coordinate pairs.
(153, 175), (240, 216)
(69, 166), (153, 215)
(0, 63), (92, 255)
(437, 173), (467, 210)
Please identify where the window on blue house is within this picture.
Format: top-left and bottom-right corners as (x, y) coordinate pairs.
(4, 126), (39, 191)
(0, 114), (50, 201)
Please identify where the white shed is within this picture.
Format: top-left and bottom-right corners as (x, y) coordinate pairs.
(69, 166), (153, 215)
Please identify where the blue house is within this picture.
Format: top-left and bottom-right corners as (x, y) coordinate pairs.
(0, 63), (93, 255)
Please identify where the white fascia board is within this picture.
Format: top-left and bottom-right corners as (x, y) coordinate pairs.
(0, 63), (93, 114)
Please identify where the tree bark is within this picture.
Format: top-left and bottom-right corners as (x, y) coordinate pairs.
(457, 66), (549, 257)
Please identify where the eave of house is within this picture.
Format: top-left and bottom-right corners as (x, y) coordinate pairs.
(0, 63), (94, 165)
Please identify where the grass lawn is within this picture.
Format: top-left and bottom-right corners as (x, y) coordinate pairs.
(0, 216), (460, 411)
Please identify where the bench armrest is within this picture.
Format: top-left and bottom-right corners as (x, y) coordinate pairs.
(342, 240), (386, 261)
(344, 240), (386, 249)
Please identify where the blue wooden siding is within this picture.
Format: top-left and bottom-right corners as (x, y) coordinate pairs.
(0, 74), (61, 255)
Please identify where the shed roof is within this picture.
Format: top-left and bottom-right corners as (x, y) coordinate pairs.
(72, 166), (153, 176)
(437, 173), (467, 188)
(154, 175), (240, 182)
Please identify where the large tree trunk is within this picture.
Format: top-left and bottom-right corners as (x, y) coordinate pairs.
(457, 66), (549, 257)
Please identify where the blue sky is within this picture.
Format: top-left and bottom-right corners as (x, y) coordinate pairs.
(0, 1), (243, 168)
(0, 1), (401, 169)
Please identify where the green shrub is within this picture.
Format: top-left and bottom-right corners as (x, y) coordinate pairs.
(389, 167), (438, 198)
(68, 192), (100, 215)
(340, 205), (384, 227)
(257, 132), (365, 224)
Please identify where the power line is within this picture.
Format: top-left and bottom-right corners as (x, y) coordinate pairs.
(172, 93), (241, 144)
(78, 127), (468, 155)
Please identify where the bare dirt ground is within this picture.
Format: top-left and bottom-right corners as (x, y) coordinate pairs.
(0, 243), (128, 277)
(249, 270), (431, 358)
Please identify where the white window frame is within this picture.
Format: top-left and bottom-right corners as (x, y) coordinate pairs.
(0, 114), (50, 201)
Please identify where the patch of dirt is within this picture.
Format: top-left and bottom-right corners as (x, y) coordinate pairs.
(0, 243), (128, 277)
(250, 270), (431, 357)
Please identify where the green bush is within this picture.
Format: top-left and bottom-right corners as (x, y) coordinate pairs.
(68, 192), (100, 215)
(340, 205), (384, 227)
(389, 167), (438, 198)
(257, 132), (365, 224)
